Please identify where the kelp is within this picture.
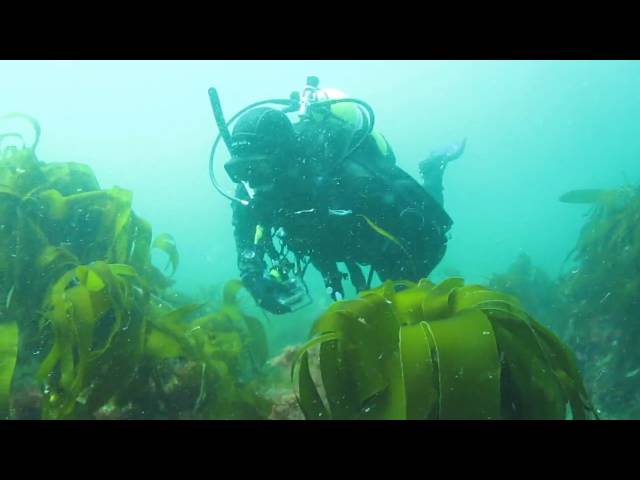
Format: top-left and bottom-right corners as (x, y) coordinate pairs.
(36, 262), (147, 418)
(152, 233), (179, 276)
(138, 282), (271, 419)
(489, 252), (570, 337)
(292, 278), (595, 420)
(3, 112), (603, 421)
(0, 322), (18, 418)
(0, 115), (271, 419)
(560, 186), (640, 418)
(560, 187), (640, 296)
(0, 137), (174, 361)
(33, 272), (271, 419)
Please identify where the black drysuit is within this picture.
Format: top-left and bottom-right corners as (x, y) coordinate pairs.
(230, 124), (453, 308)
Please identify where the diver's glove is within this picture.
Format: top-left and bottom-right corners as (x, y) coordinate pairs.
(420, 138), (467, 175)
(242, 273), (294, 315)
(430, 138), (467, 165)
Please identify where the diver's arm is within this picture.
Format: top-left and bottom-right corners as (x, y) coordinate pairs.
(231, 185), (264, 281)
(418, 138), (466, 207)
(231, 186), (294, 315)
(426, 138), (467, 165)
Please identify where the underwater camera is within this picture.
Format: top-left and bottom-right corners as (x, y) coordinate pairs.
(267, 261), (312, 312)
(276, 276), (313, 312)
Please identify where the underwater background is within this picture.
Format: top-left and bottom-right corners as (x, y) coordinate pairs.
(1, 60), (639, 419)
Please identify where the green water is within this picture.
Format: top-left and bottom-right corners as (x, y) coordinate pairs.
(1, 60), (638, 419)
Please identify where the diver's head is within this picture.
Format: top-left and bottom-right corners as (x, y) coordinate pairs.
(225, 107), (296, 192)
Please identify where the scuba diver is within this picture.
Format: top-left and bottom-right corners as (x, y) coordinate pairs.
(208, 76), (462, 314)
